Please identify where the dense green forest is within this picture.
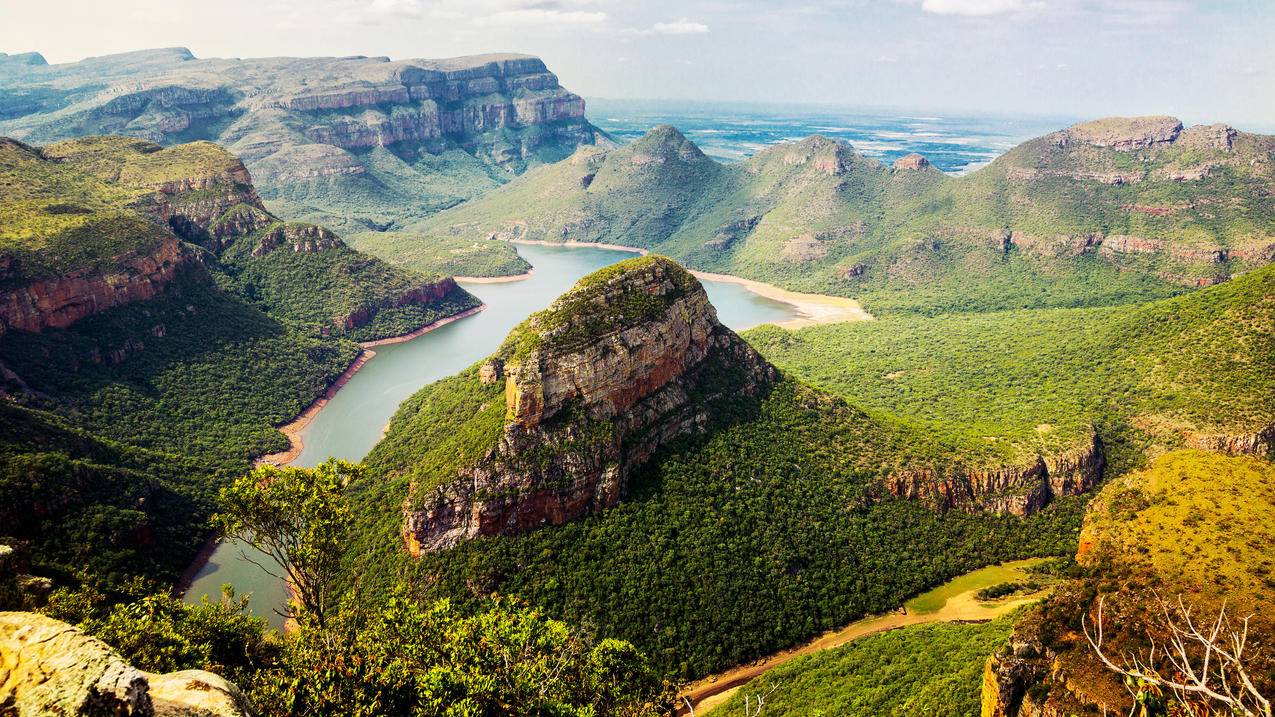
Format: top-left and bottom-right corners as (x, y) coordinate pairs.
(351, 375), (1086, 680)
(706, 615), (1017, 717)
(0, 271), (359, 585)
(748, 263), (1275, 468)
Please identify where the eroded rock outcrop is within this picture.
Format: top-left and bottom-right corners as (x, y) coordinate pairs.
(0, 236), (199, 335)
(401, 256), (777, 552)
(0, 612), (249, 717)
(886, 432), (1104, 517)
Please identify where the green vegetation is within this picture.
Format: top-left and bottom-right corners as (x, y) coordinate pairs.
(349, 230), (531, 278)
(352, 376), (1086, 680)
(40, 461), (667, 716)
(403, 121), (1275, 314)
(214, 221), (479, 342)
(706, 615), (1017, 717)
(1080, 449), (1275, 611)
(216, 460), (360, 627)
(501, 255), (699, 359)
(905, 559), (1046, 614)
(748, 263), (1275, 468)
(980, 450), (1275, 716)
(0, 135), (480, 590)
(0, 273), (359, 585)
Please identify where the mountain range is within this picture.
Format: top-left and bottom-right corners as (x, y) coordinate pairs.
(386, 117), (1275, 313)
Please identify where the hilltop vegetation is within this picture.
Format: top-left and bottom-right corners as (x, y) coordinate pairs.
(387, 118), (1275, 312)
(748, 262), (1275, 469)
(983, 450), (1275, 716)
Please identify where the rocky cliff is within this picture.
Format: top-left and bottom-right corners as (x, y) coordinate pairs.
(885, 432), (1105, 517)
(0, 612), (250, 717)
(394, 256), (776, 553)
(1, 135), (477, 339)
(0, 49), (609, 233)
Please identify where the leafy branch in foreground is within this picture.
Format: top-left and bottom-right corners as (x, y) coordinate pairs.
(1086, 594), (1273, 717)
(214, 459), (359, 628)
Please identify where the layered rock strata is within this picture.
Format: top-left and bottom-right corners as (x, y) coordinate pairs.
(885, 432), (1105, 517)
(401, 256), (777, 553)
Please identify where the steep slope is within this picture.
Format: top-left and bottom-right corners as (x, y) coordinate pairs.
(3, 135), (478, 340)
(398, 117), (1275, 314)
(749, 262), (1275, 472)
(0, 48), (609, 245)
(982, 450), (1275, 717)
(343, 257), (1092, 680)
(0, 134), (475, 589)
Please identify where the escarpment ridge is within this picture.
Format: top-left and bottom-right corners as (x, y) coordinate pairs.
(0, 49), (610, 234)
(0, 135), (477, 339)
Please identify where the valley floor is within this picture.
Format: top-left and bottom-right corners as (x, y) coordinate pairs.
(682, 558), (1053, 714)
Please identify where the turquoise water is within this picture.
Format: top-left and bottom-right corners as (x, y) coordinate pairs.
(182, 244), (800, 627)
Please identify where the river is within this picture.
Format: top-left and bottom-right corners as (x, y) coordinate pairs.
(182, 243), (807, 627)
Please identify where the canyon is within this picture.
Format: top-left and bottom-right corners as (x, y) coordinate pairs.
(0, 49), (610, 233)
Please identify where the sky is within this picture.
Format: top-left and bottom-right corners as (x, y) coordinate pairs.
(2, 0), (1273, 126)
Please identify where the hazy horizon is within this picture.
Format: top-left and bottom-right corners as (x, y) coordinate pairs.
(3, 0), (1273, 127)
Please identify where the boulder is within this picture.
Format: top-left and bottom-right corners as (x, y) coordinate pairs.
(0, 612), (250, 717)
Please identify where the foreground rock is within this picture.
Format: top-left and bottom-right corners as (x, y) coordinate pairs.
(397, 256), (777, 552)
(0, 612), (249, 716)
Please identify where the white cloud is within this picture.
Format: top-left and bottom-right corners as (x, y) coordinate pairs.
(920, 0), (1029, 16)
(367, 0), (422, 17)
(620, 18), (710, 36)
(479, 8), (608, 25)
(651, 19), (710, 35)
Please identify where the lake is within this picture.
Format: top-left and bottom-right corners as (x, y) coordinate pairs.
(182, 243), (805, 627)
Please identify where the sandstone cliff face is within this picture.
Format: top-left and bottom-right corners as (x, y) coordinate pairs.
(401, 257), (776, 553)
(885, 432), (1104, 517)
(0, 237), (198, 335)
(0, 612), (250, 717)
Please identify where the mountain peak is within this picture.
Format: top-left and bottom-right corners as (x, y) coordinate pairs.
(391, 255), (775, 552)
(1063, 115), (1183, 150)
(893, 153), (932, 171)
(627, 125), (707, 164)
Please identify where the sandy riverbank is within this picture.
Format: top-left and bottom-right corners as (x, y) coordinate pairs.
(255, 304), (486, 466)
(506, 239), (871, 327)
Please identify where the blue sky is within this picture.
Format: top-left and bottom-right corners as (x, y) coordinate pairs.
(3, 0), (1272, 126)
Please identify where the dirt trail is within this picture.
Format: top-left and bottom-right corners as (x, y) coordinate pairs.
(679, 588), (1046, 715)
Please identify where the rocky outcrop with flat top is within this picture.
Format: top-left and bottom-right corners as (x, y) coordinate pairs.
(399, 256), (777, 553)
(0, 612), (249, 716)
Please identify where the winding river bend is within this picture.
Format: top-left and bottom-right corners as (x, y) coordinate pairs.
(182, 244), (811, 627)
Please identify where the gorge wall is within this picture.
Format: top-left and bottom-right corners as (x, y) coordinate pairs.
(398, 256), (777, 553)
(885, 433), (1105, 517)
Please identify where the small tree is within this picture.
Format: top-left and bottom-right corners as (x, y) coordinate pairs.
(1085, 593), (1273, 717)
(214, 459), (358, 628)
